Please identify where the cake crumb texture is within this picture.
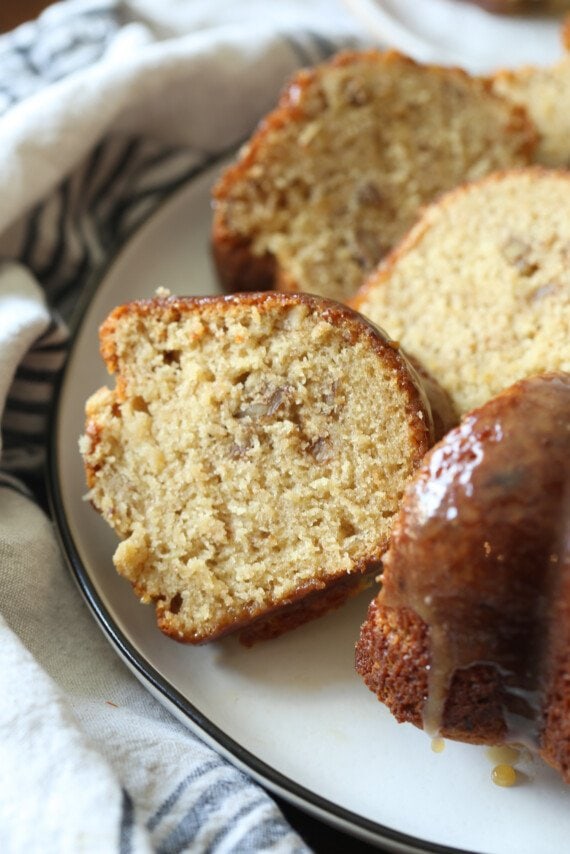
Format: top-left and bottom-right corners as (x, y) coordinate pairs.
(81, 292), (434, 643)
(353, 168), (570, 416)
(212, 50), (535, 303)
(491, 55), (570, 167)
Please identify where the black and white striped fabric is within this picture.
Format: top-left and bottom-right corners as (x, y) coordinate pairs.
(0, 1), (365, 851)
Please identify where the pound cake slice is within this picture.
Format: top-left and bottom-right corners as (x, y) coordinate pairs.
(80, 292), (441, 644)
(353, 168), (570, 416)
(356, 372), (570, 782)
(212, 50), (535, 304)
(491, 56), (570, 167)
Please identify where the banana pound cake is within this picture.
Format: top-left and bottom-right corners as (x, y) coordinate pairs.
(491, 56), (570, 167)
(356, 372), (570, 782)
(212, 50), (535, 304)
(353, 168), (570, 416)
(80, 292), (441, 644)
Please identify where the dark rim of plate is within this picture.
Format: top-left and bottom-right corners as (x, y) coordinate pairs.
(46, 155), (476, 854)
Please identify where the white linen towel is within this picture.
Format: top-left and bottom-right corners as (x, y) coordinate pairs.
(0, 1), (368, 851)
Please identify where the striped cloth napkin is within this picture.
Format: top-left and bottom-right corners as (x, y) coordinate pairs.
(0, 1), (365, 851)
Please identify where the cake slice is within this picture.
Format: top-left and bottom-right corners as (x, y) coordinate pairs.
(490, 56), (570, 167)
(352, 168), (570, 416)
(212, 50), (535, 304)
(80, 292), (445, 644)
(355, 372), (570, 782)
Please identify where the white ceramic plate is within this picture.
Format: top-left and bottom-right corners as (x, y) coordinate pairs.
(50, 158), (570, 853)
(343, 0), (565, 72)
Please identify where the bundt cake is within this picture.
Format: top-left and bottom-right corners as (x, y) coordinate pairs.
(356, 372), (570, 782)
(491, 56), (570, 167)
(80, 291), (446, 644)
(352, 168), (570, 416)
(212, 50), (535, 304)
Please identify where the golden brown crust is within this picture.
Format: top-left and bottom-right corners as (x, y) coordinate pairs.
(210, 232), (277, 294)
(239, 568), (377, 646)
(356, 601), (428, 728)
(356, 372), (570, 779)
(356, 601), (509, 743)
(155, 563), (377, 645)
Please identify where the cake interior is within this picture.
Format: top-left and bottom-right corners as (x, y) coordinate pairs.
(356, 172), (570, 414)
(82, 299), (425, 641)
(216, 55), (531, 302)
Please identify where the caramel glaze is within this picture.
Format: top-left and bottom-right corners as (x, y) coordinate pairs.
(356, 373), (570, 780)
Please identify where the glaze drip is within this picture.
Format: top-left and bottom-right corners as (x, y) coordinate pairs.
(377, 373), (570, 750)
